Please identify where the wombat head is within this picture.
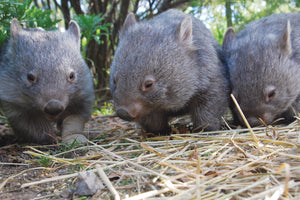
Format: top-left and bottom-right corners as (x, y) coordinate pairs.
(110, 13), (200, 122)
(223, 21), (300, 126)
(1, 19), (91, 120)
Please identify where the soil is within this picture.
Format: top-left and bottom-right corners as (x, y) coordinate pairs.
(0, 115), (191, 200)
(1, 114), (299, 199)
(0, 115), (128, 200)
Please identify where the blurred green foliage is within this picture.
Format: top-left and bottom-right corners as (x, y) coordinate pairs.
(94, 102), (114, 116)
(0, 0), (60, 47)
(73, 13), (111, 50)
(187, 0), (300, 44)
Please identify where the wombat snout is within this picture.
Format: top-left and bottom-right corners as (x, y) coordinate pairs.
(246, 117), (261, 127)
(43, 100), (65, 118)
(116, 102), (144, 122)
(116, 107), (135, 121)
(241, 111), (274, 127)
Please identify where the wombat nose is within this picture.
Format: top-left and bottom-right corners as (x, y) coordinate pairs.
(262, 113), (273, 124)
(116, 107), (135, 121)
(43, 100), (65, 117)
(247, 117), (261, 126)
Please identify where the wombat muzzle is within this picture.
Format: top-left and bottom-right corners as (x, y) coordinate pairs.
(43, 99), (65, 118)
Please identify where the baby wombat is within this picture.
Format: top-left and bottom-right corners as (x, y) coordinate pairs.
(0, 19), (94, 144)
(110, 9), (229, 134)
(223, 13), (300, 126)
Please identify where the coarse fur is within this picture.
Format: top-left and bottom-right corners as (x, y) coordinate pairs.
(110, 9), (229, 134)
(223, 13), (300, 126)
(0, 19), (95, 144)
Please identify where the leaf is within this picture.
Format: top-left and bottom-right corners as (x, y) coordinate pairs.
(73, 13), (111, 47)
(0, 0), (60, 47)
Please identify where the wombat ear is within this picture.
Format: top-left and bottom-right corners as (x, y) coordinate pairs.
(278, 20), (292, 56)
(177, 16), (193, 46)
(68, 20), (81, 45)
(223, 27), (236, 50)
(122, 13), (136, 32)
(10, 18), (21, 39)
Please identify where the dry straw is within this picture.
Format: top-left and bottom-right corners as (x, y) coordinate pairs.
(1, 108), (300, 199)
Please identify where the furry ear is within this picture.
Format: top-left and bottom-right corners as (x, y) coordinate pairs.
(10, 18), (21, 39)
(222, 27), (236, 51)
(68, 20), (81, 45)
(278, 20), (292, 56)
(121, 13), (137, 32)
(176, 16), (193, 45)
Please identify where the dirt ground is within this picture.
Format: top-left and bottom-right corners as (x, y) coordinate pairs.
(0, 114), (184, 200)
(0, 115), (133, 200)
(0, 114), (300, 200)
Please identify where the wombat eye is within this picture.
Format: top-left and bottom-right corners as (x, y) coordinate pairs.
(265, 90), (276, 103)
(113, 77), (117, 88)
(142, 80), (155, 92)
(265, 86), (276, 103)
(145, 81), (153, 88)
(27, 73), (37, 84)
(68, 72), (76, 82)
(268, 90), (275, 99)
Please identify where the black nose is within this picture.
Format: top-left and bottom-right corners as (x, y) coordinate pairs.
(43, 100), (64, 117)
(116, 107), (134, 121)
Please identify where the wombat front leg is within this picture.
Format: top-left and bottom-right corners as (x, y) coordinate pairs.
(190, 101), (223, 132)
(8, 115), (57, 144)
(278, 107), (297, 124)
(288, 95), (300, 121)
(61, 115), (88, 144)
(138, 112), (170, 135)
(191, 110), (221, 132)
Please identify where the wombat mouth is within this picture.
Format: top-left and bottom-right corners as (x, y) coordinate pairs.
(45, 113), (61, 121)
(116, 109), (136, 121)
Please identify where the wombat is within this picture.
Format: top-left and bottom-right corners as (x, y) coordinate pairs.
(223, 13), (300, 126)
(0, 19), (95, 144)
(110, 9), (229, 134)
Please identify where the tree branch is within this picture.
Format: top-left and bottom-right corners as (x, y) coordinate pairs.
(157, 0), (190, 14)
(70, 0), (84, 15)
(225, 0), (233, 28)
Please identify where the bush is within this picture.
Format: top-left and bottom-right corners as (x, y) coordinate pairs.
(73, 13), (111, 51)
(0, 0), (60, 47)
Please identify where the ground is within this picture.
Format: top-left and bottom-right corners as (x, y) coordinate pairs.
(0, 114), (300, 200)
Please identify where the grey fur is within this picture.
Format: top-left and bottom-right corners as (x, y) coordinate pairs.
(0, 19), (95, 144)
(223, 13), (300, 126)
(110, 9), (229, 134)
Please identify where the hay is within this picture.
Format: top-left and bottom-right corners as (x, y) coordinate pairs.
(0, 98), (300, 199)
(1, 116), (296, 199)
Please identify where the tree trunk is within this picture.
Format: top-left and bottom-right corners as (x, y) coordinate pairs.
(113, 0), (130, 42)
(225, 0), (233, 28)
(54, 0), (71, 29)
(86, 0), (111, 88)
(158, 0), (190, 14)
(70, 0), (84, 15)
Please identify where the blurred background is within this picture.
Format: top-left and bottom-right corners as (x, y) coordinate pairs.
(1, 0), (299, 113)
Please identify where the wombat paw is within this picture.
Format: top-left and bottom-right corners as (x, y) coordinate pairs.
(61, 115), (87, 144)
(142, 127), (172, 137)
(62, 133), (88, 144)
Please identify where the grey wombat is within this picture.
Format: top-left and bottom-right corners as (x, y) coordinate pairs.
(223, 13), (300, 126)
(110, 9), (229, 134)
(0, 19), (94, 144)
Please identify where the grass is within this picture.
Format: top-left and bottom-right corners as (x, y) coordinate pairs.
(10, 117), (300, 199)
(0, 100), (300, 199)
(94, 101), (114, 116)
